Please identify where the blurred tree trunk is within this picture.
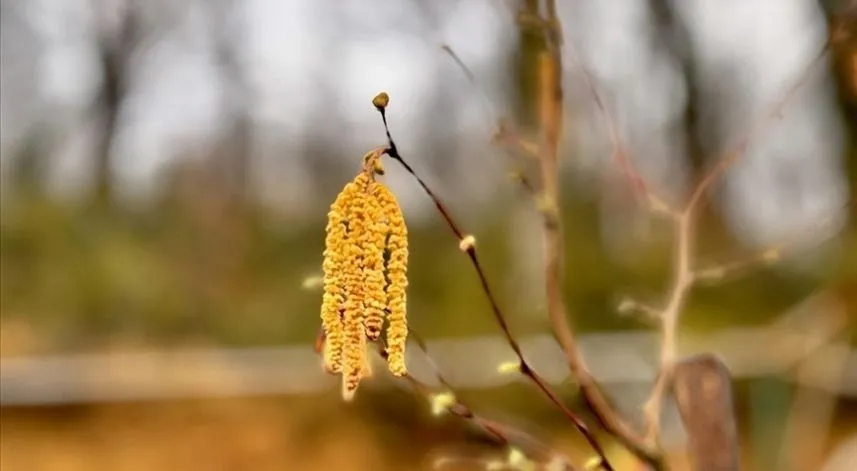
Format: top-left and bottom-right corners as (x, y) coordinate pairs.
(646, 0), (738, 253)
(2, 0), (46, 194)
(11, 131), (49, 195)
(92, 1), (139, 207)
(513, 0), (547, 131)
(210, 0), (252, 206)
(820, 3), (857, 330)
(821, 2), (857, 221)
(646, 0), (709, 192)
(423, 79), (461, 200)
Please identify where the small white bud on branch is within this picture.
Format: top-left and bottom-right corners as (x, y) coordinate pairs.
(459, 235), (477, 252)
(429, 391), (456, 416)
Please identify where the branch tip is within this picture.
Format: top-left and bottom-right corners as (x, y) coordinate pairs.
(372, 91), (389, 111)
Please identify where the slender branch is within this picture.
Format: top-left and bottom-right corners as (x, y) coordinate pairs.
(440, 39), (660, 460)
(694, 249), (779, 283)
(372, 96), (616, 471)
(642, 213), (694, 443)
(315, 329), (579, 471)
(530, 4), (666, 468)
(439, 6), (833, 468)
(617, 298), (662, 325)
(440, 43), (543, 197)
(686, 45), (829, 211)
(640, 42), (830, 444)
(559, 13), (667, 209)
(695, 208), (842, 284)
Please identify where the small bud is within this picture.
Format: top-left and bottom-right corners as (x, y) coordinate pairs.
(583, 456), (603, 470)
(429, 391), (456, 416)
(616, 298), (636, 314)
(302, 275), (323, 290)
(497, 360), (521, 374)
(508, 448), (527, 466)
(459, 235), (476, 252)
(535, 194), (559, 220)
(507, 448), (536, 471)
(762, 248), (780, 263)
(373, 92), (390, 110)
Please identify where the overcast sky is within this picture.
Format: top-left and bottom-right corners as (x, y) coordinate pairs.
(0, 0), (850, 248)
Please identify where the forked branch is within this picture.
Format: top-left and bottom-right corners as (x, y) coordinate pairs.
(315, 329), (579, 471)
(372, 93), (616, 471)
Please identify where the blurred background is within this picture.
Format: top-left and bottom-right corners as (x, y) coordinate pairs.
(1, 0), (856, 470)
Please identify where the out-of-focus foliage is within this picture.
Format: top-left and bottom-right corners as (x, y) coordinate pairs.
(1, 1), (857, 471)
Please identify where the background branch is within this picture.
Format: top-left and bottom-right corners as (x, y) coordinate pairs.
(315, 329), (579, 471)
(640, 42), (831, 448)
(374, 98), (615, 470)
(526, 3), (666, 467)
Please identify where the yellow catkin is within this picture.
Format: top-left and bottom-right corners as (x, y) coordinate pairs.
(375, 184), (409, 377)
(363, 181), (388, 341)
(320, 185), (356, 373)
(340, 173), (371, 400)
(341, 315), (367, 402)
(320, 149), (410, 400)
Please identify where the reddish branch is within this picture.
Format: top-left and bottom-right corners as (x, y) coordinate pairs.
(315, 329), (579, 471)
(374, 99), (616, 470)
(443, 3), (832, 467)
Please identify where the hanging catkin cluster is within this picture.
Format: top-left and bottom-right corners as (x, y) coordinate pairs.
(320, 149), (409, 401)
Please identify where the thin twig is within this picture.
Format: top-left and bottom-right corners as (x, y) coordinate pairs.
(686, 46), (829, 212)
(529, 4), (666, 468)
(695, 208), (842, 284)
(315, 330), (578, 471)
(440, 43), (542, 194)
(560, 12), (663, 207)
(694, 251), (778, 284)
(373, 99), (616, 471)
(441, 35), (661, 463)
(641, 212), (693, 444)
(640, 42), (831, 443)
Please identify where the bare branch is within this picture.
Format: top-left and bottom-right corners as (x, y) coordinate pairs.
(439, 6), (833, 470)
(314, 329), (579, 471)
(640, 44), (831, 444)
(694, 248), (780, 284)
(561, 9), (670, 212)
(641, 212), (694, 443)
(371, 96), (616, 471)
(685, 45), (829, 212)
(531, 4), (665, 467)
(617, 298), (662, 325)
(695, 208), (843, 284)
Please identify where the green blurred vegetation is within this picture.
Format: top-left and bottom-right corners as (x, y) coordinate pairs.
(2, 4), (857, 471)
(1, 156), (854, 355)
